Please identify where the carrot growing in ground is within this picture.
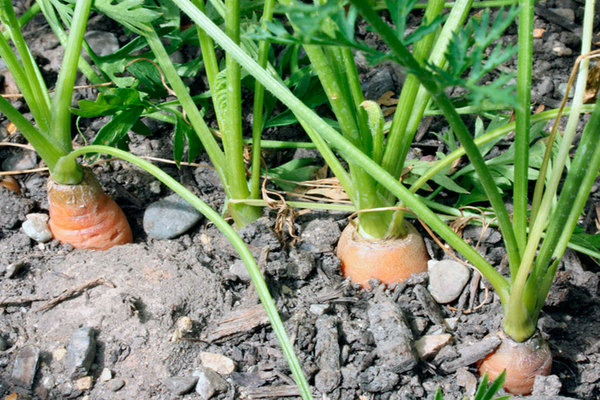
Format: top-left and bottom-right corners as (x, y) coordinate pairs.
(176, 0), (600, 395)
(0, 0), (131, 249)
(256, 0), (482, 287)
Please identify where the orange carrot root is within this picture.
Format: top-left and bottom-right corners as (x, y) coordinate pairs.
(47, 168), (133, 250)
(336, 221), (429, 287)
(478, 330), (552, 395)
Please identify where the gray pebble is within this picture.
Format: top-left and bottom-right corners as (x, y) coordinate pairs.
(359, 366), (399, 393)
(533, 375), (562, 396)
(286, 249), (315, 280)
(2, 150), (37, 171)
(67, 327), (96, 379)
(428, 260), (471, 304)
(300, 219), (341, 253)
(106, 378), (125, 392)
(143, 193), (202, 239)
(164, 376), (199, 395)
(194, 366), (229, 399)
(550, 8), (575, 22)
(368, 298), (417, 373)
(229, 259), (251, 282)
(363, 68), (395, 100)
(84, 31), (120, 57)
(22, 213), (53, 243)
(11, 345), (40, 388)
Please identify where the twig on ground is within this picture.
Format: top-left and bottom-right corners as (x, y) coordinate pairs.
(36, 277), (116, 312)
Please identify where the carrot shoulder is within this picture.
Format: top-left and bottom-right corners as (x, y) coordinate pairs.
(47, 168), (132, 250)
(337, 221), (429, 287)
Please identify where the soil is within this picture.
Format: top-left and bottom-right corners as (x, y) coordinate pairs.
(1, 1), (600, 399)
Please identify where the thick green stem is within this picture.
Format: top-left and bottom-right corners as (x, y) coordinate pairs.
(171, 0), (511, 302)
(49, 0), (92, 154)
(250, 0), (276, 200)
(221, 0), (262, 226)
(381, 0), (446, 180)
(504, 0), (597, 341)
(504, 97), (600, 342)
(350, 0), (522, 270)
(512, 0), (534, 260)
(62, 145), (312, 400)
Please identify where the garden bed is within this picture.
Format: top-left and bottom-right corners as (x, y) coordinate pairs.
(1, 0), (599, 399)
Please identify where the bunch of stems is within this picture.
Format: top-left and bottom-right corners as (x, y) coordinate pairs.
(173, 0), (600, 343)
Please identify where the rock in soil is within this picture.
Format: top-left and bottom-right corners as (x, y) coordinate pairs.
(199, 351), (236, 375)
(314, 314), (341, 393)
(11, 345), (40, 388)
(368, 297), (417, 373)
(358, 366), (400, 393)
(193, 366), (229, 399)
(163, 376), (198, 395)
(427, 259), (471, 304)
(300, 218), (341, 253)
(1, 150), (37, 171)
(66, 327), (96, 379)
(21, 213), (52, 243)
(143, 193), (203, 239)
(415, 334), (452, 360)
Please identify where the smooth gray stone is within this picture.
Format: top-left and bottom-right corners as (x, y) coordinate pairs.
(164, 376), (199, 395)
(2, 150), (37, 171)
(84, 31), (120, 57)
(194, 366), (228, 400)
(143, 194), (202, 239)
(67, 327), (96, 379)
(11, 345), (40, 388)
(428, 260), (471, 304)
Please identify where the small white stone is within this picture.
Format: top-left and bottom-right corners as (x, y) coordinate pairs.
(415, 334), (452, 359)
(428, 260), (470, 304)
(22, 213), (53, 243)
(99, 368), (113, 382)
(199, 352), (236, 375)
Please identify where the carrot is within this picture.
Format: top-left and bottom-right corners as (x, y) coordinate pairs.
(337, 221), (429, 287)
(47, 168), (132, 250)
(478, 330), (552, 395)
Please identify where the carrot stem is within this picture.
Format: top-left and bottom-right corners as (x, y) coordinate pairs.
(49, 0), (93, 155)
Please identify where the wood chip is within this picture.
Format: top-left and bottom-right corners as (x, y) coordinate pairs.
(239, 385), (303, 399)
(205, 304), (269, 342)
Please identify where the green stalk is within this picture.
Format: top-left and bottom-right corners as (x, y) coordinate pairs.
(302, 44), (390, 239)
(48, 0), (92, 156)
(193, 0), (225, 130)
(0, 0), (52, 132)
(61, 145), (313, 400)
(1, 1), (40, 40)
(504, 0), (597, 341)
(0, 95), (63, 169)
(171, 0), (511, 302)
(144, 29), (229, 182)
(381, 0), (446, 179)
(221, 0), (263, 226)
(504, 96), (600, 342)
(531, 0), (594, 224)
(512, 0), (534, 258)
(250, 0), (276, 200)
(349, 0), (521, 272)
